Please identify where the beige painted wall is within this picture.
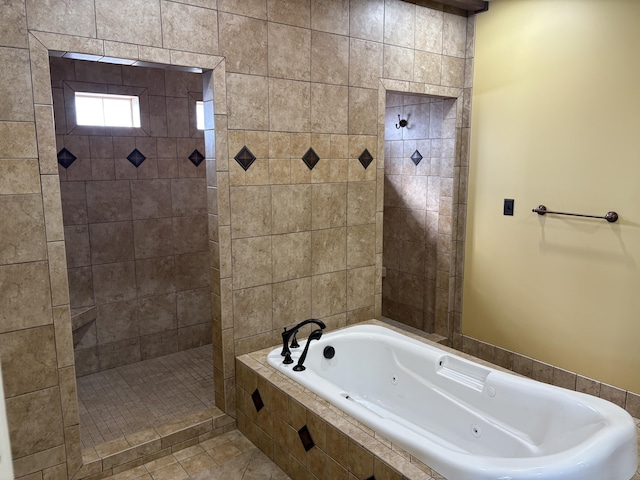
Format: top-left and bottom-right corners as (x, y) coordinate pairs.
(465, 0), (640, 393)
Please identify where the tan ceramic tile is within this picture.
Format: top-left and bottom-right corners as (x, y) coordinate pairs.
(89, 221), (134, 265)
(162, 1), (218, 54)
(175, 251), (210, 291)
(219, 13), (267, 75)
(272, 232), (312, 283)
(133, 218), (174, 259)
(349, 440), (374, 479)
(0, 194), (46, 264)
(226, 73), (269, 130)
(415, 7), (443, 54)
(0, 326), (57, 398)
(177, 287), (211, 327)
(47, 240), (69, 306)
(218, 0), (267, 19)
(348, 181), (376, 226)
(311, 227), (346, 275)
(0, 159), (40, 195)
(348, 88), (378, 136)
(443, 12), (467, 58)
(272, 184), (311, 234)
(150, 462), (189, 480)
(383, 45), (414, 82)
(230, 186), (272, 238)
(311, 83), (349, 134)
(383, 0), (415, 48)
(26, 0), (96, 37)
(232, 236), (272, 289)
(0, 122), (37, 158)
(269, 78), (311, 132)
(347, 265), (375, 311)
(233, 285), (273, 339)
(441, 56), (465, 88)
(180, 451), (217, 475)
(0, 1), (27, 48)
(0, 47), (33, 122)
(312, 271), (347, 318)
(209, 440), (244, 464)
(268, 23), (310, 81)
(272, 277), (312, 329)
(6, 387), (65, 458)
(92, 261), (137, 304)
(311, 0), (349, 34)
(171, 178), (207, 217)
(96, 300), (139, 344)
(414, 51), (442, 85)
(138, 293), (177, 335)
(95, 0), (161, 46)
(349, 0), (384, 43)
(267, 0), (310, 27)
(0, 261), (53, 334)
(349, 38), (383, 89)
(311, 31), (349, 86)
(347, 224), (376, 268)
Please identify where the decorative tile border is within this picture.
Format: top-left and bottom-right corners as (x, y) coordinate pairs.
(359, 149), (374, 169)
(234, 146), (256, 171)
(57, 147), (77, 168)
(301, 147), (320, 170)
(126, 148), (146, 168)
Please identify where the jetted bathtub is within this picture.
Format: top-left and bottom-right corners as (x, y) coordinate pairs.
(266, 324), (638, 480)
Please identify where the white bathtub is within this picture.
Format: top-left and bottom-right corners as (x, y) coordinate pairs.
(266, 324), (638, 480)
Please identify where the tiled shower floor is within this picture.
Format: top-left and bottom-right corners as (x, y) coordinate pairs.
(77, 345), (214, 449)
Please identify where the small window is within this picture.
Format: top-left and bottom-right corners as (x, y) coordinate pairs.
(196, 101), (205, 130)
(75, 92), (141, 128)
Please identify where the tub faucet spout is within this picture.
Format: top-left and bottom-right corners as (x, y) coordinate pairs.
(281, 318), (326, 364)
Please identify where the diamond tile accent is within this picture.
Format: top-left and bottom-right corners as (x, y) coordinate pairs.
(251, 388), (264, 412)
(298, 424), (315, 451)
(302, 148), (320, 170)
(127, 148), (146, 168)
(358, 148), (374, 169)
(411, 150), (423, 166)
(189, 149), (205, 167)
(57, 148), (77, 169)
(234, 146), (256, 171)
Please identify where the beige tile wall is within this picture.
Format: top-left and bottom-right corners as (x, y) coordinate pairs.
(382, 93), (457, 336)
(51, 57), (212, 375)
(0, 0), (477, 478)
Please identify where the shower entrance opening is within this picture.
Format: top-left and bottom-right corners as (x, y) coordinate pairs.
(51, 55), (217, 449)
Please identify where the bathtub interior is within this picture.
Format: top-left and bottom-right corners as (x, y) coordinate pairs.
(288, 327), (616, 458)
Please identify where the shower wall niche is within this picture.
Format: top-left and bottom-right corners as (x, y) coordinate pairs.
(51, 58), (211, 375)
(382, 92), (457, 336)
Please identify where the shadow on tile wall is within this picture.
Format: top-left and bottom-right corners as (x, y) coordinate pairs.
(382, 92), (457, 336)
(51, 58), (212, 375)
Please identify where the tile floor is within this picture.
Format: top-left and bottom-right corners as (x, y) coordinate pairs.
(77, 345), (215, 448)
(104, 430), (290, 480)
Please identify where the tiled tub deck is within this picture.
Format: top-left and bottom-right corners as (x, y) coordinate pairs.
(236, 320), (640, 480)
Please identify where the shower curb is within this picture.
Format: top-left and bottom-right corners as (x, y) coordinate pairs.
(71, 408), (235, 479)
